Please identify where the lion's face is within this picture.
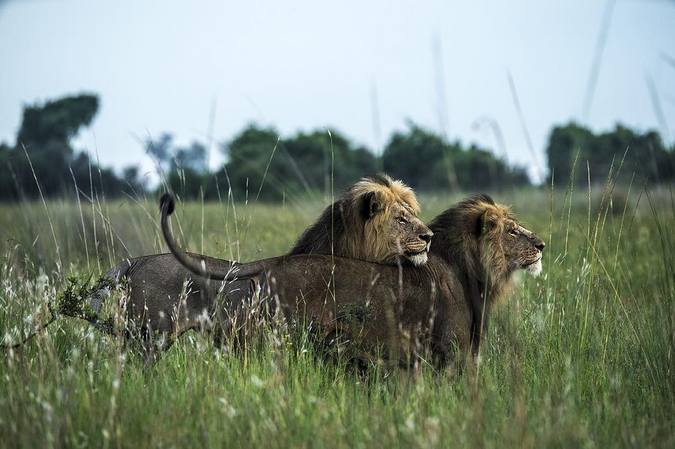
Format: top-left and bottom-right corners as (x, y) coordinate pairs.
(500, 219), (545, 276)
(481, 211), (545, 278)
(360, 190), (433, 267)
(385, 201), (433, 266)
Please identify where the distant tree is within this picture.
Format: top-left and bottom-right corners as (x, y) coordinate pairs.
(145, 133), (173, 172)
(218, 124), (282, 200)
(383, 122), (529, 191)
(219, 124), (376, 201)
(283, 130), (377, 194)
(167, 168), (208, 199)
(172, 142), (208, 173)
(122, 165), (147, 194)
(0, 93), (133, 201)
(70, 152), (127, 198)
(383, 122), (457, 190)
(145, 134), (211, 199)
(455, 145), (530, 190)
(545, 123), (593, 185)
(17, 94), (99, 148)
(545, 122), (675, 185)
(0, 142), (17, 199)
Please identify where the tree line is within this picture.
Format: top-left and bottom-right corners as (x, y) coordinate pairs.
(1, 93), (673, 202)
(546, 122), (675, 186)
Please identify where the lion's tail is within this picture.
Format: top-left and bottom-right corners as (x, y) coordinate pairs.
(159, 193), (265, 281)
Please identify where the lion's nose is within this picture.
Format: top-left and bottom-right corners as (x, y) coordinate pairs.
(419, 231), (433, 243)
(534, 239), (545, 251)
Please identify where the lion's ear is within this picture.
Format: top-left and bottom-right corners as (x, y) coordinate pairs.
(360, 191), (382, 219)
(475, 210), (491, 236)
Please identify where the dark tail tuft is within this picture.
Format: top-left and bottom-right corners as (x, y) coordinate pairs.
(160, 193), (175, 215)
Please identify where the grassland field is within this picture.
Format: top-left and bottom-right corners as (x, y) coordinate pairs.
(0, 185), (673, 449)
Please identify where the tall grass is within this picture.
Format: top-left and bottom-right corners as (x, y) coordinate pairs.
(0, 185), (673, 448)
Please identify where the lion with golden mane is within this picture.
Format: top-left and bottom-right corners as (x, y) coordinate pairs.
(290, 174), (432, 266)
(81, 173), (430, 315)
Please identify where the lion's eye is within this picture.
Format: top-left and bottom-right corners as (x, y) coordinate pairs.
(508, 230), (518, 237)
(397, 217), (408, 225)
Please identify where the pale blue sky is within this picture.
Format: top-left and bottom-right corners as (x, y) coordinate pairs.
(1, 0), (674, 183)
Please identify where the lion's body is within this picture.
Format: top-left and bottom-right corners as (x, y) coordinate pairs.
(87, 254), (234, 357)
(84, 194), (544, 367)
(84, 174), (430, 355)
(91, 252), (471, 367)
